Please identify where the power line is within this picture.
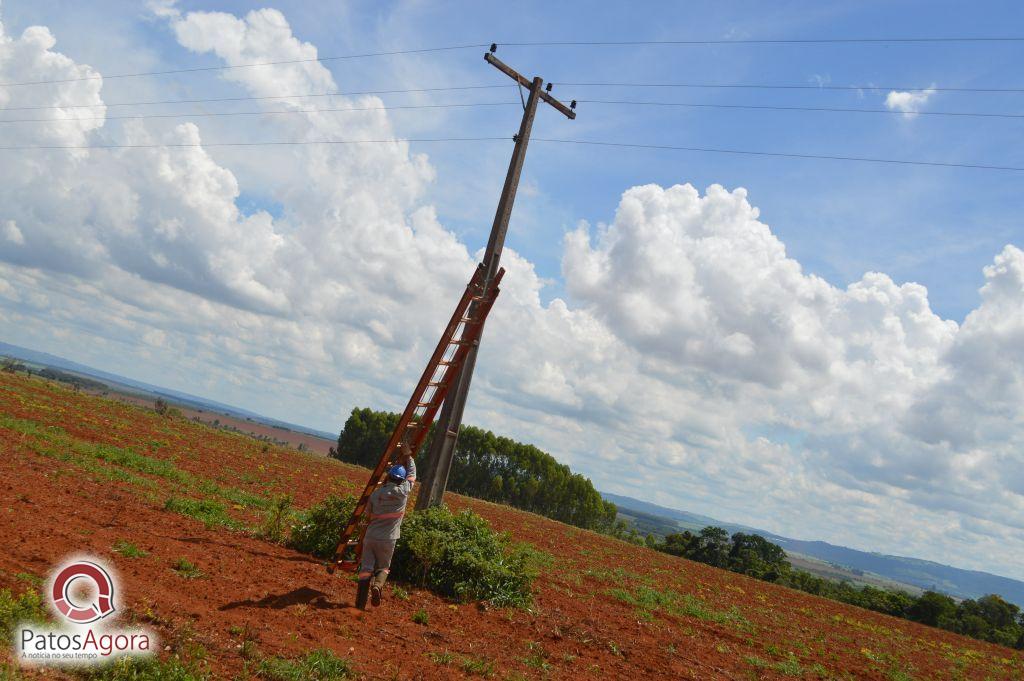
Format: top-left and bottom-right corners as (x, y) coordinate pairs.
(506, 37), (1024, 46)
(577, 99), (1024, 119)
(558, 81), (1024, 93)
(9, 80), (1018, 116)
(0, 137), (507, 150)
(2, 135), (1020, 172)
(0, 101), (517, 124)
(0, 44), (489, 87)
(4, 36), (1022, 87)
(7, 98), (1017, 124)
(533, 138), (1024, 172)
(0, 85), (512, 112)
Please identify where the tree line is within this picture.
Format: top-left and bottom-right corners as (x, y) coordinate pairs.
(648, 527), (1024, 650)
(333, 407), (619, 533)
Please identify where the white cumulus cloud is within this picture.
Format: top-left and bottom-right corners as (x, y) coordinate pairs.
(1, 6), (1023, 581)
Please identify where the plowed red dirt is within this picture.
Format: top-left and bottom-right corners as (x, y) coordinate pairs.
(1, 373), (1021, 679)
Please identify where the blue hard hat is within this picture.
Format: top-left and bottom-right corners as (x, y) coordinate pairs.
(387, 464), (406, 481)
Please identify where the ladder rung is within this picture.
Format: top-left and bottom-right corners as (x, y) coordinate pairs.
(427, 382), (443, 387)
(416, 401), (437, 408)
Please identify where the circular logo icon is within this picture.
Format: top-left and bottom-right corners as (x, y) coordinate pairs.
(50, 561), (116, 624)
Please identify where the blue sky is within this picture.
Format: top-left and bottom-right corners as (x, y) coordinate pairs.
(2, 1), (1024, 579)
(6, 0), (1022, 319)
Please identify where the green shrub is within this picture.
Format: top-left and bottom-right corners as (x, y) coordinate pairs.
(255, 494), (295, 544)
(288, 495), (357, 559)
(390, 506), (544, 607)
(256, 649), (352, 680)
(0, 588), (46, 643)
(411, 609), (429, 626)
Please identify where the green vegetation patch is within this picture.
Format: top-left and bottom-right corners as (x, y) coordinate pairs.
(164, 498), (241, 530)
(607, 584), (752, 630)
(391, 505), (547, 608)
(170, 558), (204, 580)
(256, 649), (353, 680)
(254, 494), (296, 544)
(78, 656), (205, 680)
(287, 494), (356, 558)
(745, 655), (805, 677)
(0, 588), (47, 644)
(113, 540), (148, 559)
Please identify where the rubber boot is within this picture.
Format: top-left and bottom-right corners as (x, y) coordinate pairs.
(355, 579), (370, 610)
(371, 570), (387, 607)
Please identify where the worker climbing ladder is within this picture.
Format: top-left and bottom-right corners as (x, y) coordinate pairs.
(331, 262), (505, 572)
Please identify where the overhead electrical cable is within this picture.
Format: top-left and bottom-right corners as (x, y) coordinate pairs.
(9, 80), (1020, 114)
(533, 138), (1024, 172)
(7, 99), (1020, 124)
(576, 99), (1024, 119)
(557, 81), (1024, 93)
(0, 101), (518, 124)
(1, 136), (1020, 172)
(0, 85), (513, 112)
(3, 36), (1022, 87)
(505, 37), (1024, 46)
(0, 137), (507, 150)
(0, 44), (490, 87)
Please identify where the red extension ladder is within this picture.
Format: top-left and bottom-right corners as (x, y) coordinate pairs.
(331, 262), (504, 571)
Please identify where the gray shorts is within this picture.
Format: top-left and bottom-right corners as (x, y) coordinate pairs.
(359, 537), (396, 578)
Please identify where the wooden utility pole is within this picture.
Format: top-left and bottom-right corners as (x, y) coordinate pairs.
(415, 46), (576, 510)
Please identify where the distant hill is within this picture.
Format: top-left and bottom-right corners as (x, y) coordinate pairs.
(604, 492), (1024, 607)
(0, 341), (336, 441)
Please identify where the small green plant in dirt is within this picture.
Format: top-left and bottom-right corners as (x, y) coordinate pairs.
(171, 558), (204, 580)
(745, 654), (804, 677)
(113, 540), (148, 559)
(459, 656), (495, 677)
(164, 497), (240, 530)
(14, 572), (42, 586)
(390, 505), (547, 607)
(523, 642), (552, 671)
(391, 586), (409, 601)
(287, 495), (357, 558)
(256, 649), (353, 680)
(0, 588), (47, 643)
(77, 655), (204, 680)
(254, 493), (295, 543)
(427, 651), (455, 665)
(411, 609), (429, 626)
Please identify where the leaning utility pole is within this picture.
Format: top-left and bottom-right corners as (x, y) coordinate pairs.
(415, 46), (576, 510)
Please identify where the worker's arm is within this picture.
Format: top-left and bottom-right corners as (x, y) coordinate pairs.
(405, 456), (417, 485)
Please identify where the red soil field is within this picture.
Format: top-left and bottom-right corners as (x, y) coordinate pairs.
(1, 373), (1021, 679)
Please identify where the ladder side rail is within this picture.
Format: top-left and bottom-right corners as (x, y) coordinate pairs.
(348, 264), (484, 495)
(402, 272), (505, 459)
(334, 264), (489, 558)
(346, 279), (504, 570)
